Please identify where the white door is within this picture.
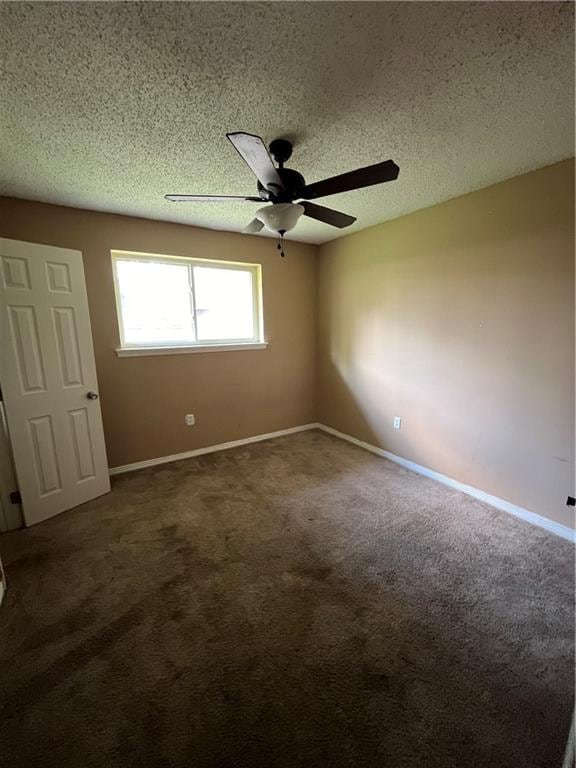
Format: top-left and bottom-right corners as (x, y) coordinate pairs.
(0, 238), (110, 526)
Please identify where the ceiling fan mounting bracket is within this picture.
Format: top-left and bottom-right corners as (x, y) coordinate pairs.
(269, 138), (293, 167)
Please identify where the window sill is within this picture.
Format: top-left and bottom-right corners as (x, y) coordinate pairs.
(115, 342), (268, 358)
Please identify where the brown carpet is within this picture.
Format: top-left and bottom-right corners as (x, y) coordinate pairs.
(0, 430), (573, 768)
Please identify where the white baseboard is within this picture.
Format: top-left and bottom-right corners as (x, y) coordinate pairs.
(317, 424), (575, 543)
(109, 423), (319, 476)
(108, 420), (574, 543)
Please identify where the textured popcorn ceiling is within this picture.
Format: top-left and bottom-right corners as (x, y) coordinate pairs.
(0, 2), (573, 244)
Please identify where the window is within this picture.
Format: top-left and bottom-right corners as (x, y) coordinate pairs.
(112, 252), (264, 355)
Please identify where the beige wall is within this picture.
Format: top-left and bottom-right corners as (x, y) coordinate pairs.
(0, 199), (317, 468)
(317, 160), (575, 529)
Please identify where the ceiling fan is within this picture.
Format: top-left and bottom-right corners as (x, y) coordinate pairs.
(165, 132), (399, 248)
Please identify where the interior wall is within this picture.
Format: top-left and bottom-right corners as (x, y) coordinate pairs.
(0, 199), (317, 468)
(1, 161), (573, 531)
(317, 159), (575, 529)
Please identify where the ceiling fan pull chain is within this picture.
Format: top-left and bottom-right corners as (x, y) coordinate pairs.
(277, 233), (285, 258)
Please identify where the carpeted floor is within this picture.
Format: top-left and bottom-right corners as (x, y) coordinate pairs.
(0, 430), (573, 768)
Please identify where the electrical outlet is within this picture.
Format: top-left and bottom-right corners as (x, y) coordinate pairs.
(393, 416), (401, 430)
(185, 414), (195, 427)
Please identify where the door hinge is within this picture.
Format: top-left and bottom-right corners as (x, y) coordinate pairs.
(9, 490), (21, 504)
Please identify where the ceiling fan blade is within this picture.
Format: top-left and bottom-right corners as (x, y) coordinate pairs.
(226, 132), (285, 194)
(243, 219), (265, 234)
(301, 160), (399, 200)
(301, 201), (356, 228)
(165, 194), (262, 202)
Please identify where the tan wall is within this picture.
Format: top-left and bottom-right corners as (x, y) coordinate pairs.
(317, 160), (575, 529)
(0, 199), (317, 468)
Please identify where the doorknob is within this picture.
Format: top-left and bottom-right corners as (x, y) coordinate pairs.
(86, 391), (99, 400)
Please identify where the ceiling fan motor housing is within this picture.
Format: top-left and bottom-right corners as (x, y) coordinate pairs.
(258, 168), (306, 202)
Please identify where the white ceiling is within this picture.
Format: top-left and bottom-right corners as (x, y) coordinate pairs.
(0, 2), (573, 244)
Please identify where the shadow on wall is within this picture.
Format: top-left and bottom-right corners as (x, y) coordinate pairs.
(318, 291), (474, 479)
(316, 178), (575, 527)
(322, 333), (474, 480)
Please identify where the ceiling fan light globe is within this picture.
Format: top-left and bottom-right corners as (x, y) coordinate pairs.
(256, 203), (304, 234)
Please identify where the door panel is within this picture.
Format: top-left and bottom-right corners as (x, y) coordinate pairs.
(28, 415), (62, 495)
(9, 305), (47, 392)
(46, 261), (72, 293)
(3, 256), (31, 290)
(0, 238), (110, 526)
(52, 307), (84, 387)
(68, 408), (96, 481)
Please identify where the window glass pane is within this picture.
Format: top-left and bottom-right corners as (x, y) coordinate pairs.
(116, 260), (195, 345)
(194, 266), (255, 341)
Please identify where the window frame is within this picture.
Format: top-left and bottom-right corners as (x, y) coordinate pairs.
(111, 250), (265, 354)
